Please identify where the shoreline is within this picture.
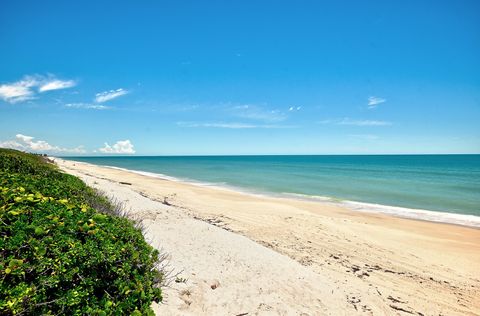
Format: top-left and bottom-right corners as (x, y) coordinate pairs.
(54, 157), (480, 315)
(75, 161), (480, 228)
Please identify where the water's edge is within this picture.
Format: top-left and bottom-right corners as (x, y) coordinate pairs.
(66, 160), (480, 229)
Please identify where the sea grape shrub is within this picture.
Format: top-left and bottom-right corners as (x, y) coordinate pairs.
(0, 149), (163, 315)
(0, 151), (111, 208)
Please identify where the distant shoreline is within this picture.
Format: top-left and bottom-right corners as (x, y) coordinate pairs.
(61, 157), (480, 228)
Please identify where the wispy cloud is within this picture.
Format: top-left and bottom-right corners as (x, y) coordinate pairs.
(0, 134), (86, 153)
(288, 106), (302, 111)
(178, 122), (256, 129)
(177, 121), (296, 129)
(231, 104), (287, 122)
(319, 118), (392, 126)
(176, 104), (199, 112)
(39, 79), (76, 92)
(0, 75), (77, 104)
(65, 103), (111, 110)
(99, 140), (135, 154)
(349, 134), (380, 140)
(0, 76), (38, 103)
(368, 96), (386, 108)
(95, 88), (128, 103)
(339, 118), (391, 126)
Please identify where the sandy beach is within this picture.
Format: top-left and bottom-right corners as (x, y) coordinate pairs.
(55, 158), (480, 315)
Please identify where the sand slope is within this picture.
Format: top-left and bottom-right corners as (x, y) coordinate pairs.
(55, 158), (480, 315)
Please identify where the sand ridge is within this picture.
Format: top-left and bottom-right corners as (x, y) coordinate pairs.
(55, 158), (480, 315)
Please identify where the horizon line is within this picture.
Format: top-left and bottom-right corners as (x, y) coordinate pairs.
(56, 153), (480, 158)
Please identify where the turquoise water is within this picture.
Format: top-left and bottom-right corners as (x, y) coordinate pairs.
(64, 155), (480, 218)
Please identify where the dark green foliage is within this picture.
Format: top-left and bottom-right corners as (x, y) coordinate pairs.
(0, 149), (162, 315)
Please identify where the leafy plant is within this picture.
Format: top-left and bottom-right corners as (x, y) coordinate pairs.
(0, 149), (163, 315)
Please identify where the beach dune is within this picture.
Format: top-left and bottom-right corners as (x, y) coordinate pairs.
(55, 158), (480, 315)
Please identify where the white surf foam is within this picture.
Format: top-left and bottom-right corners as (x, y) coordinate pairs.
(282, 192), (480, 228)
(102, 165), (480, 228)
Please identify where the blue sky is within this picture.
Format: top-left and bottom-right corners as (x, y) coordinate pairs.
(1, 0), (479, 155)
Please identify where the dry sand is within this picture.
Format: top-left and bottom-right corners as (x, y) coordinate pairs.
(54, 158), (480, 315)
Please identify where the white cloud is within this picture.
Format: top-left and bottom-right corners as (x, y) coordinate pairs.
(99, 140), (135, 154)
(0, 140), (25, 150)
(349, 134), (380, 140)
(368, 96), (386, 108)
(95, 88), (128, 103)
(0, 75), (76, 104)
(288, 106), (302, 111)
(65, 103), (111, 110)
(232, 104), (287, 122)
(339, 118), (391, 126)
(0, 134), (86, 153)
(15, 134), (34, 143)
(0, 76), (38, 103)
(317, 120), (338, 125)
(319, 118), (392, 126)
(39, 79), (76, 92)
(177, 121), (296, 129)
(178, 122), (257, 129)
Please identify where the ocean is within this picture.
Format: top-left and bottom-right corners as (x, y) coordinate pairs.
(64, 155), (480, 227)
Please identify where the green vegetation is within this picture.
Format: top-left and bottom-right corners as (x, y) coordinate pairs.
(0, 149), (163, 315)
